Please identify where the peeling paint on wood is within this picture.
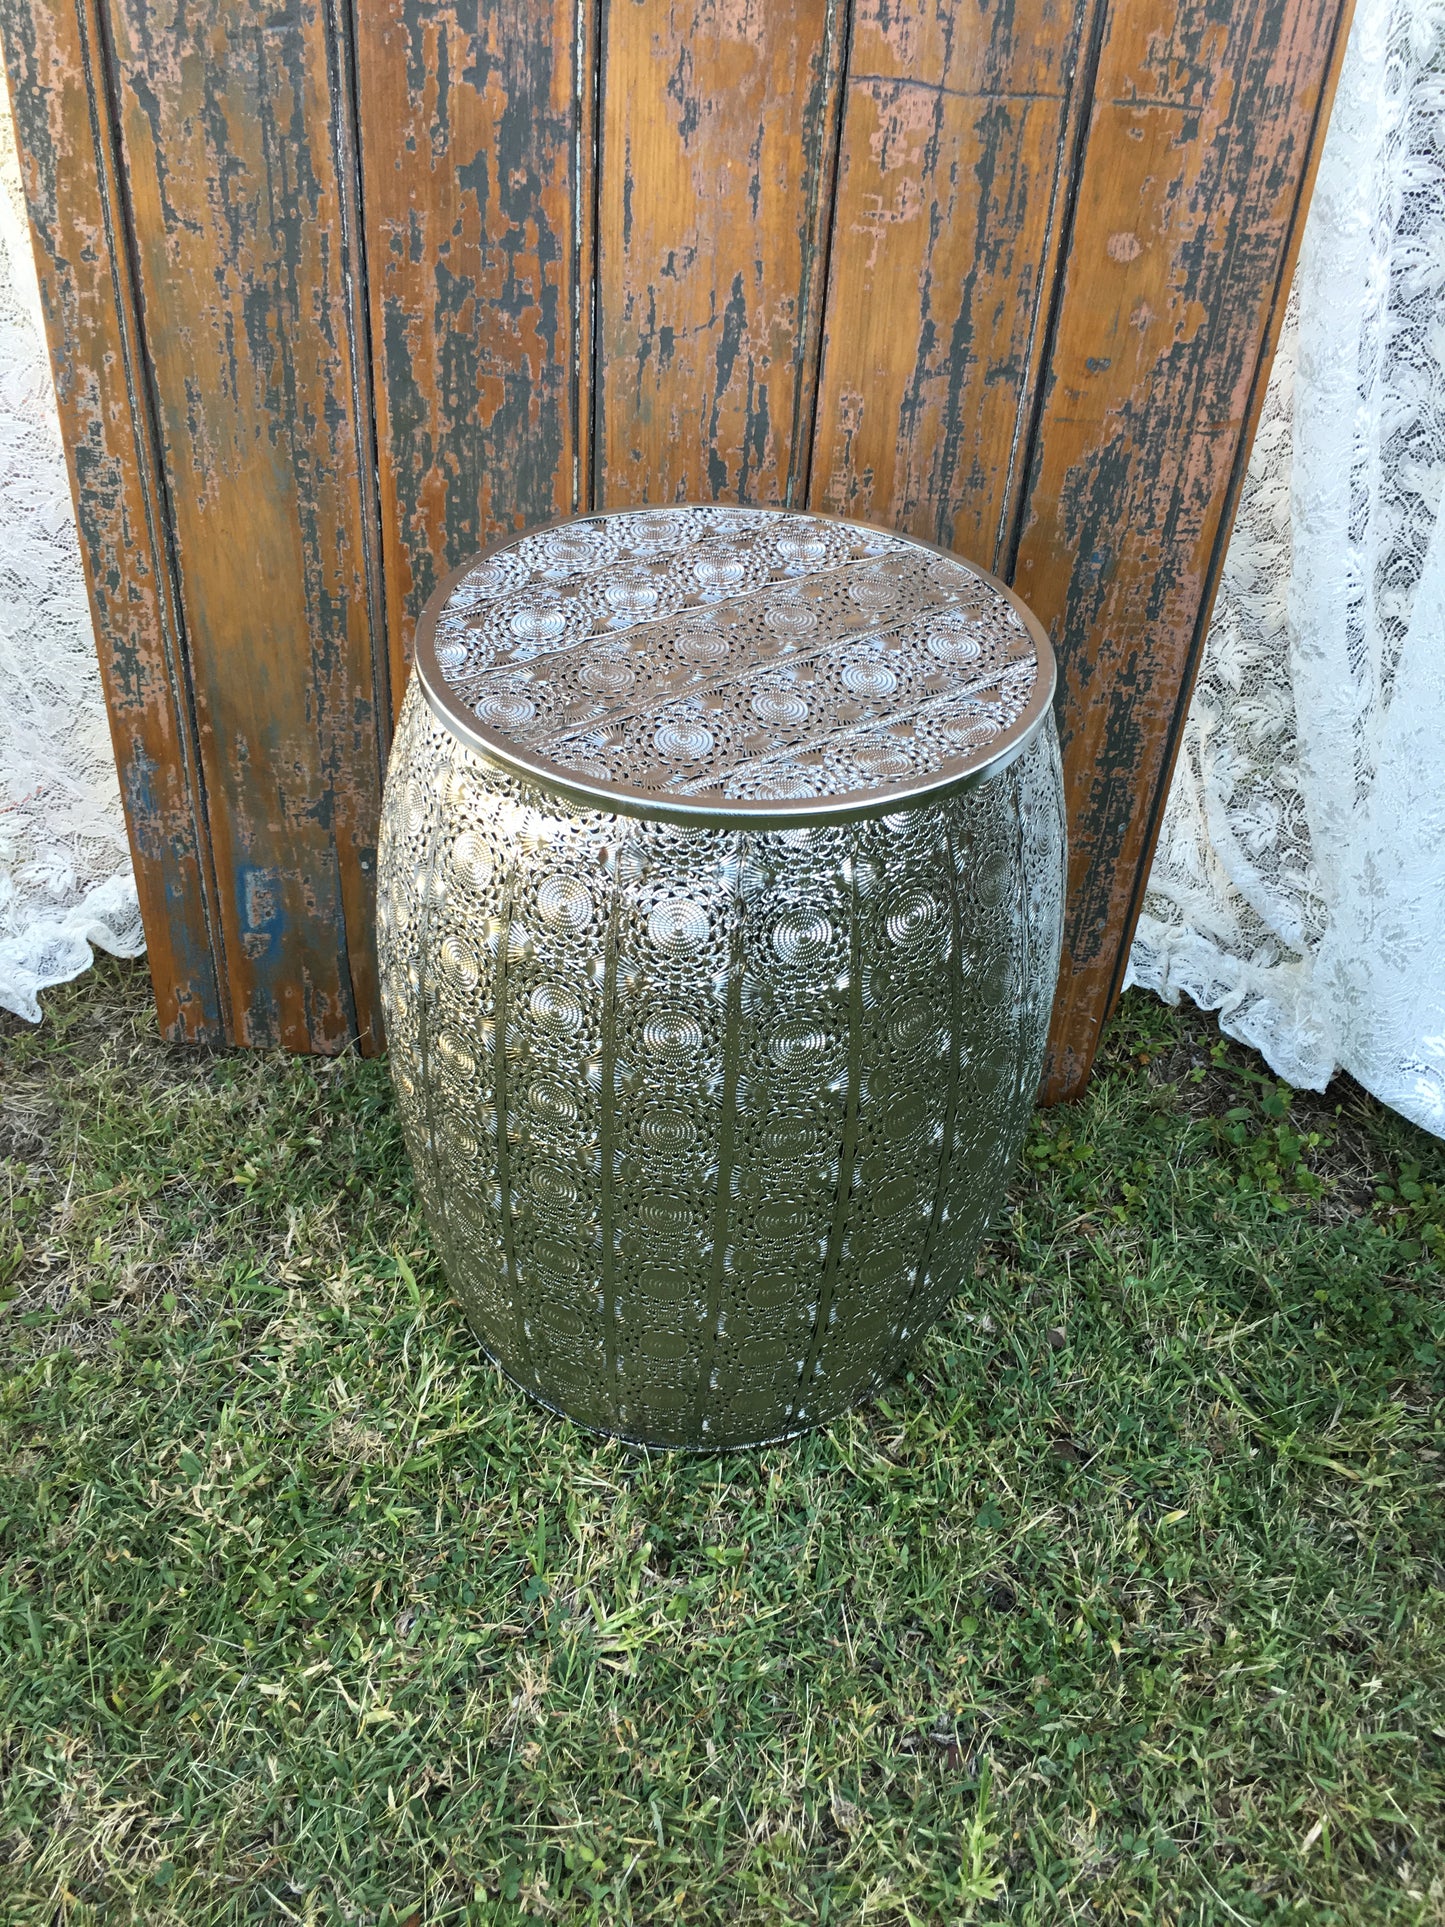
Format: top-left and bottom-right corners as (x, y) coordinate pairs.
(810, 0), (1102, 572)
(1, 0), (1353, 1089)
(356, 0), (588, 691)
(597, 0), (846, 507)
(0, 0), (223, 1042)
(101, 0), (386, 1051)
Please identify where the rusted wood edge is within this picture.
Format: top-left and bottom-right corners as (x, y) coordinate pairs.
(322, 0), (391, 1050)
(996, 0), (1110, 580)
(1093, 0), (1360, 1050)
(587, 0), (610, 508)
(80, 0), (231, 1036)
(574, 0), (600, 512)
(792, 0), (851, 509)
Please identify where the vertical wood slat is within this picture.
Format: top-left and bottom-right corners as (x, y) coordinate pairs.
(1010, 0), (1354, 1100)
(355, 0), (593, 692)
(595, 0), (848, 509)
(0, 0), (223, 1042)
(809, 0), (1103, 574)
(99, 0), (386, 1051)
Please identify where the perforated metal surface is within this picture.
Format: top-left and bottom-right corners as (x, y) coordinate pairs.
(381, 511), (1065, 1447)
(416, 508), (1052, 821)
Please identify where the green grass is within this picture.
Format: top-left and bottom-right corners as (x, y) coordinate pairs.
(2, 958), (1444, 1926)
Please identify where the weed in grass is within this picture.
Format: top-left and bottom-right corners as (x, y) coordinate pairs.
(1, 959), (1443, 1924)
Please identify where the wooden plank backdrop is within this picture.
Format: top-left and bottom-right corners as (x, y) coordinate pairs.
(356, 0), (590, 707)
(594, 0), (846, 508)
(811, 0), (1102, 569)
(1, 0), (1354, 1096)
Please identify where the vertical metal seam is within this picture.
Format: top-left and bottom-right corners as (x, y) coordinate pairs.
(1011, 751), (1029, 1113)
(691, 831), (747, 1438)
(79, 0), (232, 1038)
(902, 807), (965, 1344)
(412, 729), (459, 1287)
(1013, 749), (1033, 1105)
(791, 825), (862, 1423)
(598, 853), (622, 1403)
(492, 866), (528, 1378)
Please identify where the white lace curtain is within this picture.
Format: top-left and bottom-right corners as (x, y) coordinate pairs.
(0, 82), (144, 1021)
(1128, 0), (1445, 1138)
(3, 0), (1443, 1139)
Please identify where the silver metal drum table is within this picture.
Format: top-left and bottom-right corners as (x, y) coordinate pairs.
(377, 507), (1064, 1448)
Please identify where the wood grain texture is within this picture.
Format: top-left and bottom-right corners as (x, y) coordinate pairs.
(356, 0), (589, 695)
(102, 0), (387, 1051)
(4, 0), (1353, 1085)
(0, 0), (223, 1042)
(1012, 0), (1351, 1102)
(596, 0), (847, 508)
(810, 0), (1101, 571)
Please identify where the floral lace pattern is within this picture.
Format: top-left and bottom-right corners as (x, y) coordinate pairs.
(1128, 0), (1445, 1138)
(0, 89), (143, 1023)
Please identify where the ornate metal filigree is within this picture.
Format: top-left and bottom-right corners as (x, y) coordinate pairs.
(380, 509), (1065, 1448)
(419, 507), (1050, 817)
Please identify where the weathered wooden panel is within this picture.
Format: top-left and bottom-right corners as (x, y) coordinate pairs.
(356, 0), (590, 694)
(5, 0), (1354, 1089)
(101, 0), (387, 1050)
(811, 0), (1101, 572)
(596, 0), (847, 508)
(0, 0), (223, 1041)
(1012, 0), (1352, 1101)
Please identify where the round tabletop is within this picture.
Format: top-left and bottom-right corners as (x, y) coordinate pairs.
(413, 506), (1055, 826)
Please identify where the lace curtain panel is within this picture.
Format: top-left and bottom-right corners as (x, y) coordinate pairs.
(0, 81), (144, 1024)
(1127, 0), (1445, 1139)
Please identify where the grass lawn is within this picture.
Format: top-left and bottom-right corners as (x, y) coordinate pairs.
(2, 958), (1444, 1925)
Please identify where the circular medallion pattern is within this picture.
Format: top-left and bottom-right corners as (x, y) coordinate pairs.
(642, 1010), (706, 1061)
(378, 514), (1066, 1453)
(418, 506), (1049, 816)
(647, 897), (711, 954)
(529, 982), (586, 1035)
(654, 719), (714, 762)
(771, 908), (834, 965)
(536, 874), (594, 931)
